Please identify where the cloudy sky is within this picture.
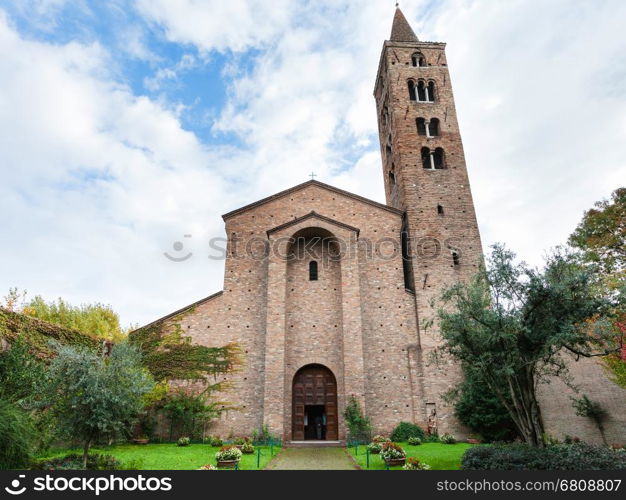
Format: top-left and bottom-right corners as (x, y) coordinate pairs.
(1, 0), (625, 327)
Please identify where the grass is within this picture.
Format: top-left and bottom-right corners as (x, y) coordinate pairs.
(350, 442), (474, 470)
(37, 443), (281, 470)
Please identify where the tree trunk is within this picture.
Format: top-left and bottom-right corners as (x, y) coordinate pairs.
(82, 438), (92, 470)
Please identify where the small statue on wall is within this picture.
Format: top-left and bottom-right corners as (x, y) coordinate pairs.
(427, 408), (438, 435)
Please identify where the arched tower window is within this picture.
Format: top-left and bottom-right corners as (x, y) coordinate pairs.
(309, 261), (319, 281)
(421, 147), (432, 169)
(389, 164), (396, 186)
(411, 52), (426, 67)
(417, 81), (427, 101)
(417, 117), (427, 136)
(429, 118), (440, 136)
(451, 251), (460, 267)
(408, 80), (417, 101)
(434, 148), (445, 169)
(437, 204), (445, 215)
(428, 81), (436, 102)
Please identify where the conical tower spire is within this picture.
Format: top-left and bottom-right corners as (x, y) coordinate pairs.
(390, 6), (419, 42)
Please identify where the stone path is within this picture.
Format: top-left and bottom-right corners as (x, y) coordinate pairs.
(267, 447), (358, 470)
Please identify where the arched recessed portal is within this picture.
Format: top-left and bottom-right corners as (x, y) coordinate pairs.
(292, 364), (338, 441)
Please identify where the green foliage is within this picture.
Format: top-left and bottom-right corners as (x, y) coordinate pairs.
(0, 337), (46, 404)
(209, 436), (223, 447)
(163, 390), (220, 441)
(367, 442), (383, 454)
(240, 441), (255, 454)
(436, 245), (612, 447)
(380, 442), (406, 461)
(462, 443), (626, 470)
(408, 436), (422, 446)
(603, 354), (626, 388)
(0, 308), (101, 359)
(32, 454), (121, 471)
(569, 187), (626, 275)
(390, 422), (425, 442)
(215, 446), (242, 462)
(403, 457), (431, 470)
(571, 395), (609, 445)
(0, 399), (35, 470)
(342, 395), (371, 442)
(450, 365), (519, 443)
(440, 433), (457, 444)
(251, 424), (278, 445)
(43, 342), (154, 467)
(129, 322), (239, 385)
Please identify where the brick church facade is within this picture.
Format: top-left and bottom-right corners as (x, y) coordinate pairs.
(141, 9), (626, 444)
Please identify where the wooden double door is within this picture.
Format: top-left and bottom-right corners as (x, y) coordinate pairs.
(292, 365), (338, 441)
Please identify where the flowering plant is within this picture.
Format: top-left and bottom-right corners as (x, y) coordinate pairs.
(379, 442), (406, 461)
(197, 464), (217, 470)
(215, 446), (243, 462)
(177, 437), (191, 447)
(403, 457), (431, 470)
(440, 433), (457, 444)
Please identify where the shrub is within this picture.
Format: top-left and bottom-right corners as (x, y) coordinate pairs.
(440, 433), (457, 444)
(33, 454), (121, 471)
(198, 464), (217, 470)
(462, 443), (626, 470)
(372, 435), (390, 443)
(210, 436), (223, 447)
(380, 442), (406, 462)
(343, 396), (371, 442)
(177, 436), (191, 447)
(0, 399), (35, 470)
(408, 436), (422, 446)
(240, 441), (255, 454)
(251, 424), (279, 445)
(403, 457), (431, 470)
(233, 437), (249, 446)
(215, 446), (242, 462)
(390, 422), (425, 442)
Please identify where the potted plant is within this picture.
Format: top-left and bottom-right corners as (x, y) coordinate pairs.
(408, 436), (422, 446)
(440, 433), (457, 444)
(177, 436), (191, 447)
(367, 435), (390, 454)
(403, 457), (431, 470)
(197, 464), (217, 470)
(467, 434), (482, 445)
(215, 446), (242, 469)
(241, 441), (255, 454)
(132, 436), (150, 445)
(209, 436), (223, 447)
(380, 442), (406, 467)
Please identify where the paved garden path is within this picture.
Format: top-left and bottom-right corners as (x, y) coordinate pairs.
(267, 447), (358, 470)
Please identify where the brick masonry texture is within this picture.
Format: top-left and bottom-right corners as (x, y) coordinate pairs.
(141, 13), (625, 445)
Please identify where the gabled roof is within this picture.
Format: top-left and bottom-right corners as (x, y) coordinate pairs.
(390, 7), (419, 43)
(222, 180), (403, 220)
(266, 211), (360, 237)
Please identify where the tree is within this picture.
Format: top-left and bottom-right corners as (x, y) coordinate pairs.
(342, 395), (371, 442)
(435, 245), (617, 447)
(43, 343), (153, 468)
(21, 296), (124, 341)
(569, 188), (626, 387)
(449, 365), (519, 443)
(0, 338), (45, 405)
(569, 187), (625, 275)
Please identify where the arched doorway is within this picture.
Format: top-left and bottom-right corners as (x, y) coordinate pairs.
(292, 364), (338, 441)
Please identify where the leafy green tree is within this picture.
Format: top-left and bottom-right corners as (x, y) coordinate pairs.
(0, 399), (35, 470)
(342, 395), (371, 443)
(436, 245), (617, 447)
(21, 296), (124, 341)
(0, 338), (45, 405)
(450, 365), (519, 443)
(43, 343), (154, 468)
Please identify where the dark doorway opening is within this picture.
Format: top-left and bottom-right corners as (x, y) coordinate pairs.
(304, 405), (326, 440)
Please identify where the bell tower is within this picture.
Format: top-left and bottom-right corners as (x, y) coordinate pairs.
(374, 7), (484, 424)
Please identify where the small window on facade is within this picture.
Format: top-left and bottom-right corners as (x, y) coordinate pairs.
(428, 81), (436, 102)
(309, 261), (319, 281)
(437, 204), (444, 215)
(429, 118), (440, 136)
(412, 52), (426, 67)
(452, 251), (460, 267)
(408, 81), (417, 101)
(417, 117), (427, 136)
(389, 170), (396, 185)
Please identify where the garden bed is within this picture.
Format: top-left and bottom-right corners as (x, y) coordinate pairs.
(352, 442), (474, 470)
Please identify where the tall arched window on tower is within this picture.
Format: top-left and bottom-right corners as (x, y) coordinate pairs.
(429, 118), (440, 137)
(421, 147), (432, 169)
(417, 81), (427, 102)
(389, 164), (396, 186)
(451, 250), (461, 267)
(417, 117), (427, 136)
(309, 261), (319, 281)
(408, 80), (417, 101)
(434, 148), (445, 169)
(428, 81), (436, 102)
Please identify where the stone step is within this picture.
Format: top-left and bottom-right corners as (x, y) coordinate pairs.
(286, 440), (344, 448)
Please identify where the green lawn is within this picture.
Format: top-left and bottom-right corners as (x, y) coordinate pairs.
(351, 442), (474, 470)
(38, 443), (280, 470)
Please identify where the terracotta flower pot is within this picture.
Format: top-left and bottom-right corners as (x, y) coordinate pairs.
(384, 458), (406, 467)
(132, 438), (150, 445)
(217, 460), (240, 469)
(467, 439), (482, 445)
